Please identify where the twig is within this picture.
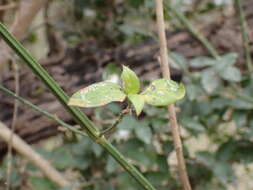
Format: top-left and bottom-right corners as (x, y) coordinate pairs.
(0, 3), (17, 11)
(100, 108), (129, 136)
(0, 85), (88, 137)
(234, 0), (253, 72)
(0, 121), (71, 188)
(155, 1), (192, 190)
(6, 62), (20, 190)
(165, 2), (220, 59)
(0, 0), (48, 72)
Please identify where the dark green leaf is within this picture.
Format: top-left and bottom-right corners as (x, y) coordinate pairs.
(134, 121), (152, 144)
(29, 177), (58, 190)
(117, 115), (139, 130)
(181, 118), (205, 132)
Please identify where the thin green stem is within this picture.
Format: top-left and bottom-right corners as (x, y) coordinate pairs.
(0, 85), (88, 137)
(100, 110), (127, 136)
(0, 23), (156, 190)
(234, 0), (253, 72)
(165, 2), (220, 59)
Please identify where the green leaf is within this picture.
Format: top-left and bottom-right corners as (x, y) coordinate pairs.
(128, 94), (145, 116)
(141, 78), (185, 106)
(121, 65), (140, 95)
(106, 156), (118, 173)
(190, 56), (216, 67)
(170, 52), (188, 70)
(219, 66), (241, 82)
(117, 115), (139, 130)
(213, 162), (235, 185)
(181, 118), (205, 132)
(68, 82), (126, 107)
(134, 121), (152, 144)
(229, 98), (253, 109)
(29, 177), (57, 190)
(201, 69), (220, 93)
(92, 142), (103, 157)
(186, 84), (203, 101)
(52, 151), (76, 169)
(214, 53), (238, 72)
(128, 0), (145, 8)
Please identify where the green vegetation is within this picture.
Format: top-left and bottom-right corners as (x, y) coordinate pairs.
(0, 0), (252, 189)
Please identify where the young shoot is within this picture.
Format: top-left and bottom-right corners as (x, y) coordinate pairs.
(68, 65), (185, 116)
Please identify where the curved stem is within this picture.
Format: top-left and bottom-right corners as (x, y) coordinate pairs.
(100, 108), (129, 136)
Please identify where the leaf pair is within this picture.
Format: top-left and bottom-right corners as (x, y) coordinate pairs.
(68, 66), (185, 116)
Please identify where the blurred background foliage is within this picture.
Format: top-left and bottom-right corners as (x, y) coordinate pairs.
(1, 0), (253, 189)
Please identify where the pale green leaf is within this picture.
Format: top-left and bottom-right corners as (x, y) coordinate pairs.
(219, 66), (241, 82)
(134, 121), (152, 144)
(141, 78), (185, 106)
(214, 52), (238, 72)
(128, 94), (145, 116)
(68, 82), (126, 107)
(170, 52), (188, 70)
(201, 69), (220, 93)
(190, 56), (216, 67)
(121, 65), (140, 94)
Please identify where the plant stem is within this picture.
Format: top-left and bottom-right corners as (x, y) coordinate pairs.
(165, 2), (220, 59)
(6, 62), (19, 190)
(0, 121), (71, 188)
(234, 0), (253, 73)
(0, 23), (156, 190)
(155, 1), (192, 190)
(100, 109), (127, 136)
(0, 85), (88, 137)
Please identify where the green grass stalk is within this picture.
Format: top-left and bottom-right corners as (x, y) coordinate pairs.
(234, 0), (253, 72)
(165, 2), (220, 59)
(0, 23), (156, 190)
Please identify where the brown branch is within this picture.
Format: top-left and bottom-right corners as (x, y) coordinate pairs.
(0, 2), (17, 11)
(154, 0), (192, 190)
(0, 121), (72, 188)
(6, 62), (20, 190)
(0, 0), (48, 71)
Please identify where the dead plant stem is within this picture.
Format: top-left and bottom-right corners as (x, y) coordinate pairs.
(6, 62), (19, 190)
(155, 0), (192, 189)
(0, 2), (17, 11)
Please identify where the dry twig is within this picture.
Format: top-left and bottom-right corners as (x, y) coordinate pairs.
(0, 121), (72, 188)
(0, 0), (48, 72)
(6, 62), (20, 190)
(0, 3), (17, 11)
(154, 0), (192, 189)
